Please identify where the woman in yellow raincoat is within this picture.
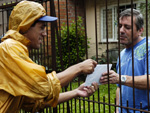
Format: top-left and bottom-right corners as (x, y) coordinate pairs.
(0, 1), (98, 113)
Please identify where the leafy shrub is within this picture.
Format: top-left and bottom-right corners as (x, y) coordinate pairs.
(56, 16), (90, 71)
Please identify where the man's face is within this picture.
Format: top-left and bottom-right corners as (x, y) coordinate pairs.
(119, 16), (143, 48)
(24, 21), (47, 49)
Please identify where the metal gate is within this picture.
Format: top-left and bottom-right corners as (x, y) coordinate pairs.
(0, 0), (150, 113)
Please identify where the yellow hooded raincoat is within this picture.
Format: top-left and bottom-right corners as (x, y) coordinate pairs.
(0, 1), (61, 113)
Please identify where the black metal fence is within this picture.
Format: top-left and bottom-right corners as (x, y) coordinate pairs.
(0, 0), (150, 113)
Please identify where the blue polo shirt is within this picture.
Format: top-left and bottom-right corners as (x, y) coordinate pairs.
(117, 38), (150, 112)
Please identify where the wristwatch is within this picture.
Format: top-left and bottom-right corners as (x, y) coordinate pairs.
(121, 75), (126, 84)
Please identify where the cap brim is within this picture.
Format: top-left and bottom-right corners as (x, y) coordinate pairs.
(38, 16), (58, 22)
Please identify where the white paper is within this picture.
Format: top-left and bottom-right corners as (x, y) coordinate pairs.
(84, 64), (112, 86)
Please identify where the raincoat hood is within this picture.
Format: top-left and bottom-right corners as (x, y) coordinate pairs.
(2, 1), (57, 46)
(2, 1), (47, 46)
(9, 1), (46, 33)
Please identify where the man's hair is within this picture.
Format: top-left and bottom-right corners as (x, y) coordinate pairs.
(120, 8), (144, 31)
(31, 20), (39, 27)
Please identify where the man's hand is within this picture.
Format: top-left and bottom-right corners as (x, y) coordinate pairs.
(56, 59), (97, 87)
(75, 82), (99, 97)
(100, 70), (119, 84)
(79, 59), (97, 74)
(57, 82), (99, 104)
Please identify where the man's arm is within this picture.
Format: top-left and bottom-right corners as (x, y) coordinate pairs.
(43, 82), (98, 107)
(58, 82), (98, 104)
(100, 70), (150, 89)
(56, 59), (97, 87)
(124, 75), (150, 89)
(115, 87), (120, 113)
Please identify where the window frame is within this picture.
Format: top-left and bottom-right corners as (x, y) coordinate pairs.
(101, 6), (118, 42)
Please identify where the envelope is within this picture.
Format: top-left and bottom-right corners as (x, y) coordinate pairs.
(84, 64), (112, 86)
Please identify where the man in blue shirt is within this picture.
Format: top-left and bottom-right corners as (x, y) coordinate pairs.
(100, 9), (150, 113)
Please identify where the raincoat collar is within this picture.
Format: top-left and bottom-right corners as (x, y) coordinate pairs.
(1, 30), (31, 46)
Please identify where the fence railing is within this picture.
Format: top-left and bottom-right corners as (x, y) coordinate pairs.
(1, 0), (150, 113)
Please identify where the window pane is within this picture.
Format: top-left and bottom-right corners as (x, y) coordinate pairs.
(103, 9), (113, 40)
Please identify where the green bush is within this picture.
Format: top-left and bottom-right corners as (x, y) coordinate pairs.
(56, 16), (90, 71)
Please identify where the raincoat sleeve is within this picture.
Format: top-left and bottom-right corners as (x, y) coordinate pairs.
(0, 39), (61, 108)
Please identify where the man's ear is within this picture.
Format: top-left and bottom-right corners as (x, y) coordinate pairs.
(138, 27), (144, 36)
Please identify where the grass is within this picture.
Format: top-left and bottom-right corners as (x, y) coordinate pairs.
(57, 81), (117, 113)
(20, 81), (117, 113)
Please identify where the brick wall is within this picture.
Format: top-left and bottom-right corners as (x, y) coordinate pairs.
(53, 0), (85, 26)
(41, 0), (85, 56)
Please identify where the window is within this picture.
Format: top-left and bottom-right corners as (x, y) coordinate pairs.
(100, 4), (136, 42)
(101, 7), (117, 42)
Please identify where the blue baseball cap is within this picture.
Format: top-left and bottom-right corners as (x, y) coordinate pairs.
(38, 15), (58, 22)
